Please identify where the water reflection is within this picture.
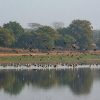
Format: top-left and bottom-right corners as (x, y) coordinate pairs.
(0, 69), (96, 96)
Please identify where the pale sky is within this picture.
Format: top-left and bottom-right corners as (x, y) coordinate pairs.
(0, 0), (100, 29)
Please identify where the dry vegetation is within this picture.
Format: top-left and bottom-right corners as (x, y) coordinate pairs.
(0, 47), (100, 57)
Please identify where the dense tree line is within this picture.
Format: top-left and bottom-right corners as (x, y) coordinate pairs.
(93, 30), (100, 49)
(0, 20), (96, 51)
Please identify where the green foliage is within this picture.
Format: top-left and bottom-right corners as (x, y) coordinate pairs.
(93, 30), (100, 49)
(68, 20), (93, 50)
(36, 26), (59, 39)
(16, 26), (58, 50)
(0, 54), (99, 64)
(57, 28), (69, 35)
(0, 20), (96, 50)
(16, 33), (34, 48)
(55, 34), (76, 50)
(35, 26), (59, 50)
(0, 28), (15, 47)
(3, 21), (24, 40)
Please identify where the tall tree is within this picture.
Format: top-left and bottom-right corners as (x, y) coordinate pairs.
(28, 23), (43, 30)
(55, 34), (76, 50)
(3, 21), (24, 40)
(35, 26), (59, 50)
(68, 20), (93, 50)
(0, 28), (15, 47)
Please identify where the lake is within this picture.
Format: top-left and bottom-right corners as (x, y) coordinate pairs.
(0, 68), (100, 100)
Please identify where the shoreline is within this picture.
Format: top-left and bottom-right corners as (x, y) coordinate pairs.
(0, 64), (100, 70)
(0, 51), (100, 65)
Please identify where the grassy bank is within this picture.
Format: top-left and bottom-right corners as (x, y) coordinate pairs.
(0, 53), (100, 64)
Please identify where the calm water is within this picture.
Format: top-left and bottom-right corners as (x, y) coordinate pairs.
(0, 68), (100, 100)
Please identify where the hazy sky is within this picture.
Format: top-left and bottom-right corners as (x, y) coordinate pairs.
(0, 0), (100, 29)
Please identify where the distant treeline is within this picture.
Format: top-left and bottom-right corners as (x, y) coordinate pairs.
(0, 19), (99, 51)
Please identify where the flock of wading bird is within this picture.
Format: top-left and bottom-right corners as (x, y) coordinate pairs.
(0, 41), (99, 70)
(0, 62), (100, 70)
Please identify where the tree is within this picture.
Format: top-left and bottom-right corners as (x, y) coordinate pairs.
(28, 23), (43, 30)
(0, 28), (15, 47)
(68, 20), (93, 50)
(55, 34), (76, 50)
(15, 33), (34, 49)
(36, 26), (59, 38)
(3, 21), (24, 40)
(93, 30), (100, 49)
(57, 27), (69, 35)
(53, 22), (64, 29)
(35, 26), (59, 50)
